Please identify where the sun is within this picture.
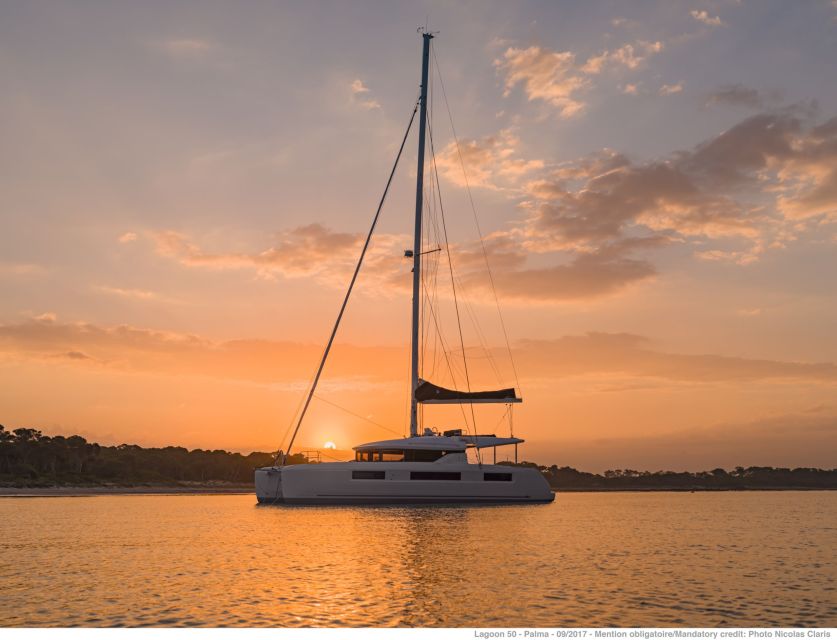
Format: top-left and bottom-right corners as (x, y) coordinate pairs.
(323, 441), (337, 450)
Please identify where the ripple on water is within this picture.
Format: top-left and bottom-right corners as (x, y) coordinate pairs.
(0, 492), (835, 626)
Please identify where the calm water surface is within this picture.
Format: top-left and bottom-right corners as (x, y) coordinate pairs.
(0, 492), (835, 627)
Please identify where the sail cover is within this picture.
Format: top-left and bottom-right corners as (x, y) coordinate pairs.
(415, 379), (521, 404)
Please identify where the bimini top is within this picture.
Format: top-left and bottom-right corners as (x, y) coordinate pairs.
(354, 434), (523, 452)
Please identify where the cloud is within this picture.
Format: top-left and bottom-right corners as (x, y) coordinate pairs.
(496, 46), (589, 117)
(515, 332), (837, 383)
(736, 308), (762, 317)
(694, 247), (762, 266)
(519, 155), (757, 254)
(705, 84), (767, 109)
(622, 83), (639, 95)
(154, 224), (358, 276)
(350, 79), (369, 94)
(153, 224), (408, 289)
(513, 112), (837, 264)
(150, 217), (664, 303)
(536, 411), (837, 472)
(581, 41), (663, 74)
(659, 82), (683, 96)
(147, 115), (837, 303)
(4, 315), (834, 465)
(95, 285), (158, 300)
(0, 262), (47, 277)
(3, 317), (835, 388)
(432, 129), (544, 190)
(690, 10), (725, 27)
(0, 314), (405, 386)
(610, 17), (639, 29)
(466, 239), (662, 302)
(0, 318), (837, 400)
(118, 232), (138, 244)
(151, 38), (214, 59)
(350, 78), (381, 110)
(682, 113), (799, 186)
(774, 116), (837, 220)
(495, 40), (662, 117)
(62, 351), (92, 361)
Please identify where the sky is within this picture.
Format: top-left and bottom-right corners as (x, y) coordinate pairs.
(1, 0), (836, 471)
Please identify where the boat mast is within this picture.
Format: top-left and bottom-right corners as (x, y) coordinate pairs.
(410, 31), (433, 438)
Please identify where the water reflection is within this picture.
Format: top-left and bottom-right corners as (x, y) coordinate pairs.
(0, 493), (834, 626)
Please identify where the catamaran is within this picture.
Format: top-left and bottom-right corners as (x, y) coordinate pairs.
(255, 32), (554, 505)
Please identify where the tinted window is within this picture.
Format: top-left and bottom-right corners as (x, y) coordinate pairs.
(355, 451), (387, 462)
(405, 449), (448, 462)
(484, 472), (513, 482)
(355, 449), (453, 462)
(410, 471), (461, 481)
(352, 470), (385, 480)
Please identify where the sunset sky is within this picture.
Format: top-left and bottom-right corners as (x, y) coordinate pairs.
(2, 1), (836, 471)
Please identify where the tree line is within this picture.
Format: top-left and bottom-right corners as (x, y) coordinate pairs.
(1, 425), (835, 489)
(502, 462), (837, 490)
(0, 425), (305, 487)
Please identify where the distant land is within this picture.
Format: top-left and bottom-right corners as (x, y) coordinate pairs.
(1, 425), (835, 492)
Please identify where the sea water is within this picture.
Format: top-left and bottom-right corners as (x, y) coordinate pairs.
(0, 491), (834, 626)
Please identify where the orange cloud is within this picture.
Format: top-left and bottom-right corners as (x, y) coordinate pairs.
(145, 112), (837, 305)
(496, 40), (663, 116)
(515, 332), (837, 383)
(153, 224), (409, 288)
(534, 411), (837, 472)
(432, 129), (544, 190)
(581, 41), (663, 74)
(95, 285), (159, 300)
(512, 112), (837, 268)
(658, 82), (683, 96)
(497, 46), (589, 117)
(462, 238), (664, 302)
(3, 316), (835, 386)
(3, 317), (836, 465)
(349, 78), (381, 110)
(690, 10), (725, 27)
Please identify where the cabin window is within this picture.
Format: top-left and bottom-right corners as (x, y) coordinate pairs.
(352, 470), (385, 480)
(405, 449), (449, 462)
(484, 472), (513, 482)
(410, 471), (461, 481)
(355, 449), (453, 462)
(355, 450), (404, 462)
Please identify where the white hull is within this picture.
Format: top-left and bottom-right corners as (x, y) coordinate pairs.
(255, 462), (554, 505)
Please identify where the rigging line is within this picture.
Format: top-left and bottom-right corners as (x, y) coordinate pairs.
(424, 178), (442, 380)
(424, 189), (444, 380)
(494, 403), (511, 431)
(279, 100), (420, 464)
(421, 279), (473, 434)
(432, 46), (522, 398)
(452, 269), (503, 384)
(318, 450), (349, 463)
(275, 363), (319, 459)
(421, 181), (438, 379)
(313, 394), (404, 438)
(426, 111), (481, 463)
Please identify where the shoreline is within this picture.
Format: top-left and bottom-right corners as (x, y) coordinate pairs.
(553, 486), (837, 492)
(1, 485), (834, 497)
(0, 485), (253, 497)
